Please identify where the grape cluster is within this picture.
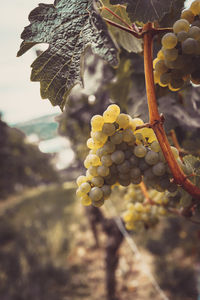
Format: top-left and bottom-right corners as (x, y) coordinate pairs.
(76, 104), (181, 208)
(122, 185), (169, 230)
(154, 0), (200, 91)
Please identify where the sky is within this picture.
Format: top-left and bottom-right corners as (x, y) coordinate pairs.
(0, 0), (191, 125)
(0, 0), (60, 125)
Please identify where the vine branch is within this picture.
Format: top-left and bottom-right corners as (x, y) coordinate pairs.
(143, 22), (200, 201)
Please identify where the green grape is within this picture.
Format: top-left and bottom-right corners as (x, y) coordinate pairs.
(190, 0), (200, 15)
(152, 162), (166, 176)
(80, 194), (92, 206)
(177, 31), (189, 42)
(130, 167), (141, 178)
(102, 123), (116, 136)
(97, 165), (110, 177)
(131, 176), (142, 185)
(155, 60), (168, 74)
(79, 182), (91, 194)
(117, 160), (130, 174)
(116, 142), (128, 151)
(88, 166), (98, 177)
(171, 146), (179, 159)
(96, 147), (107, 158)
(123, 129), (135, 143)
(116, 113), (130, 129)
(161, 33), (178, 49)
(134, 145), (147, 158)
(91, 176), (104, 187)
(163, 48), (178, 61)
(109, 164), (118, 175)
(101, 154), (113, 167)
(138, 159), (149, 171)
(150, 141), (160, 152)
(92, 198), (104, 207)
(182, 38), (198, 54)
(118, 177), (131, 186)
(129, 155), (139, 166)
(160, 72), (171, 85)
(87, 154), (101, 167)
(76, 175), (88, 186)
(173, 19), (190, 33)
(181, 9), (195, 23)
(91, 131), (107, 144)
(102, 141), (116, 154)
(91, 115), (104, 132)
(110, 131), (123, 144)
(111, 150), (125, 164)
(125, 149), (133, 159)
(101, 185), (112, 198)
(144, 168), (155, 180)
(89, 187), (103, 201)
(107, 104), (120, 115)
(118, 172), (130, 180)
(158, 150), (166, 162)
(188, 26), (200, 40)
(105, 175), (117, 185)
(103, 109), (118, 123)
(145, 151), (159, 165)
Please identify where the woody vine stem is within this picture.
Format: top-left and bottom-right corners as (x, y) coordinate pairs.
(143, 22), (200, 201)
(104, 12), (200, 201)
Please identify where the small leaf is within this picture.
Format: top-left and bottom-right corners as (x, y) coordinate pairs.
(101, 0), (142, 53)
(17, 0), (119, 109)
(110, 0), (173, 23)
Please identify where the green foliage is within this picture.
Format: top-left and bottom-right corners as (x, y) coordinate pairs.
(110, 0), (176, 23)
(0, 118), (58, 199)
(17, 0), (118, 109)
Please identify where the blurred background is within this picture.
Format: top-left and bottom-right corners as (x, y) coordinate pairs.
(1, 0), (200, 300)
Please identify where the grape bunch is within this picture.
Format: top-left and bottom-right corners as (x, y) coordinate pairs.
(122, 185), (169, 230)
(76, 104), (185, 208)
(154, 0), (200, 91)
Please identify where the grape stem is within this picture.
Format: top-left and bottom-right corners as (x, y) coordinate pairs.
(143, 22), (200, 201)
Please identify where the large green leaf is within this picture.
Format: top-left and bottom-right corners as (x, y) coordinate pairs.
(17, 0), (118, 109)
(110, 0), (174, 23)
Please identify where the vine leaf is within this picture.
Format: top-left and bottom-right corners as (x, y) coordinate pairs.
(101, 0), (142, 53)
(17, 0), (119, 109)
(110, 0), (174, 23)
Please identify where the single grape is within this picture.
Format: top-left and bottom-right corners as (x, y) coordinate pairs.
(134, 145), (147, 158)
(103, 109), (118, 123)
(182, 38), (198, 54)
(80, 194), (92, 206)
(89, 187), (104, 202)
(111, 150), (125, 164)
(118, 177), (131, 186)
(131, 176), (142, 185)
(177, 31), (189, 42)
(188, 26), (200, 40)
(88, 166), (98, 177)
(92, 198), (104, 207)
(129, 155), (139, 166)
(101, 154), (113, 167)
(91, 115), (104, 132)
(173, 19), (190, 33)
(107, 104), (120, 115)
(79, 182), (91, 194)
(130, 167), (141, 178)
(160, 72), (171, 85)
(152, 162), (166, 176)
(181, 9), (195, 23)
(163, 48), (178, 61)
(91, 131), (107, 144)
(123, 129), (135, 143)
(76, 175), (88, 186)
(102, 123), (116, 136)
(110, 131), (123, 144)
(139, 159), (150, 171)
(87, 154), (101, 167)
(190, 0), (200, 15)
(157, 50), (165, 60)
(116, 142), (128, 151)
(116, 113), (130, 129)
(124, 149), (133, 159)
(97, 165), (110, 177)
(117, 160), (130, 174)
(145, 151), (159, 165)
(150, 141), (160, 152)
(161, 33), (178, 49)
(144, 168), (155, 180)
(91, 176), (104, 187)
(101, 185), (112, 198)
(102, 141), (116, 153)
(155, 60), (169, 74)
